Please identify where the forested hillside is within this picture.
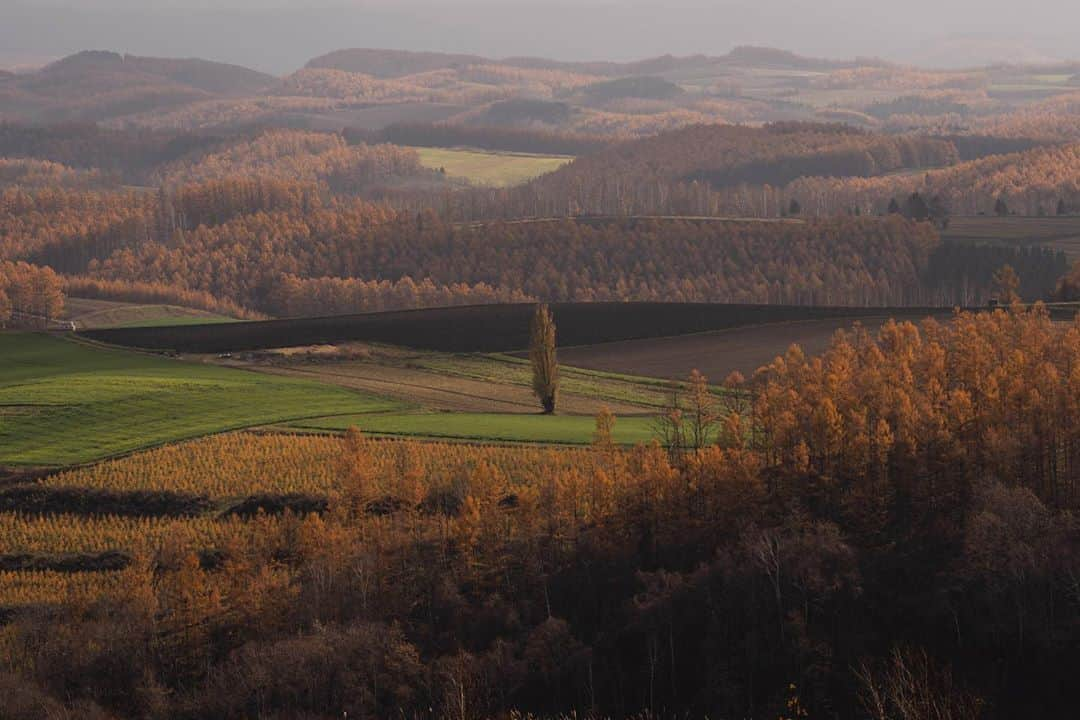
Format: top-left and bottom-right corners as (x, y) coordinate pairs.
(0, 51), (274, 124)
(6, 186), (1062, 317)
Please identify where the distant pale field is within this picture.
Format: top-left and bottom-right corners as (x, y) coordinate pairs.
(411, 146), (573, 187)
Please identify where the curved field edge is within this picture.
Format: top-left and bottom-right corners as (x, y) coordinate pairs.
(0, 333), (406, 467)
(84, 302), (961, 354)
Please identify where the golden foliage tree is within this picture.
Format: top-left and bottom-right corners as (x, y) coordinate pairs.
(593, 405), (616, 449)
(992, 264), (1021, 304)
(0, 286), (10, 326)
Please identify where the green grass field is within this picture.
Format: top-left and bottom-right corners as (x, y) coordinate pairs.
(412, 147), (572, 187)
(290, 411), (660, 446)
(0, 333), (403, 466)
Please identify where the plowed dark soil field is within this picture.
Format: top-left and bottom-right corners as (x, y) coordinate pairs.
(557, 315), (943, 380)
(86, 302), (954, 354)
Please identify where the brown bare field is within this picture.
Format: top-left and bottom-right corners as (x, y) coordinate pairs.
(558, 316), (941, 381)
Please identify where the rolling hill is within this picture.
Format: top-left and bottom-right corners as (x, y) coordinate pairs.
(0, 51), (275, 123)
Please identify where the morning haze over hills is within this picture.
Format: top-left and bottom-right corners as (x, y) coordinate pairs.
(2, 0), (1078, 72)
(2, 2), (1080, 718)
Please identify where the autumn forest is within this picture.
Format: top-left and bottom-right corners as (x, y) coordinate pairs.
(3, 25), (1080, 720)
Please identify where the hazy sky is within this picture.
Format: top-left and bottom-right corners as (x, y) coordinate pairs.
(2, 0), (1078, 73)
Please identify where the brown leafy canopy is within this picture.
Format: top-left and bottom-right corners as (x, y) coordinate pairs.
(150, 129), (432, 193)
(0, 260), (64, 326)
(1053, 259), (1080, 301)
(54, 212), (949, 312)
(783, 142), (1080, 217)
(992, 264), (1021, 304)
(5, 176), (1061, 316)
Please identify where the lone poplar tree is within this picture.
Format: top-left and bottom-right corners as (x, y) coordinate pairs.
(529, 303), (559, 414)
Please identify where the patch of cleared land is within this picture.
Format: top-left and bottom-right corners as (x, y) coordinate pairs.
(412, 146), (573, 187)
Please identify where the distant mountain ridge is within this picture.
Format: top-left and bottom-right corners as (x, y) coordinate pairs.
(305, 45), (885, 79)
(40, 51), (275, 96)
